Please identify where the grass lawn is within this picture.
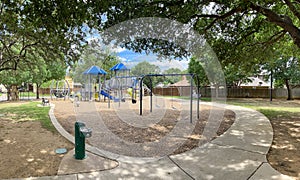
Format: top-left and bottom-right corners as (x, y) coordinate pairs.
(225, 98), (300, 118)
(19, 92), (50, 98)
(0, 101), (54, 132)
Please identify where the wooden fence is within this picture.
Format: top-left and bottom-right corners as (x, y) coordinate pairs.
(153, 87), (300, 99)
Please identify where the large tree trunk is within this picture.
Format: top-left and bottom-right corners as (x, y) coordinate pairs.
(215, 85), (219, 99)
(285, 79), (293, 100)
(6, 91), (10, 101)
(10, 85), (19, 101)
(36, 84), (40, 99)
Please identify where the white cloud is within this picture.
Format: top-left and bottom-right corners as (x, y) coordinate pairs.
(111, 46), (126, 53)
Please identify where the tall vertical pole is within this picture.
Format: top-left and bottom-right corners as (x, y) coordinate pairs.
(196, 76), (200, 119)
(270, 69), (273, 102)
(140, 77), (143, 115)
(119, 79), (121, 107)
(98, 75), (101, 102)
(89, 75), (91, 101)
(63, 80), (66, 101)
(150, 77), (153, 113)
(190, 75), (193, 123)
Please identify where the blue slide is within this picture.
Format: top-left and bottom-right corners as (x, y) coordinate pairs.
(100, 90), (119, 101)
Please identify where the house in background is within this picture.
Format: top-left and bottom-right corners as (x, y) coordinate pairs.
(0, 84), (7, 93)
(240, 76), (270, 89)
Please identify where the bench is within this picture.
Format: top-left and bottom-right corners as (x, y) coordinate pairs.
(42, 98), (50, 106)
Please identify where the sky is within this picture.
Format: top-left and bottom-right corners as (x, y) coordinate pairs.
(83, 27), (190, 72)
(116, 49), (189, 72)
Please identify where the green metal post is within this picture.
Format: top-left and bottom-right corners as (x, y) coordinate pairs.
(74, 122), (88, 160)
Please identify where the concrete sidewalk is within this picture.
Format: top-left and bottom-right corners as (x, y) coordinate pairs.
(9, 103), (295, 180)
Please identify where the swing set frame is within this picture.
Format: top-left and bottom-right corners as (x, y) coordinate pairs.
(139, 73), (200, 123)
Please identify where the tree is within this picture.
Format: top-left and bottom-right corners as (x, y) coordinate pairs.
(3, 1), (300, 73)
(101, 1), (300, 51)
(188, 57), (209, 87)
(260, 35), (300, 100)
(92, 1), (300, 86)
(72, 40), (120, 84)
(0, 51), (67, 100)
(224, 63), (258, 88)
(0, 70), (23, 101)
(31, 57), (67, 100)
(163, 68), (182, 85)
(0, 0), (100, 72)
(264, 56), (300, 100)
(131, 61), (161, 88)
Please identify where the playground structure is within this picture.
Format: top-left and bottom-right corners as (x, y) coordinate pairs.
(81, 65), (107, 101)
(72, 63), (201, 123)
(50, 80), (70, 100)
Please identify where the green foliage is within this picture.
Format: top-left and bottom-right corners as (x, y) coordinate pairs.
(41, 81), (54, 88)
(72, 40), (120, 84)
(261, 37), (300, 99)
(0, 1), (91, 71)
(273, 57), (300, 87)
(163, 68), (182, 84)
(131, 61), (161, 87)
(0, 50), (66, 99)
(188, 57), (209, 87)
(131, 61), (161, 76)
(98, 0), (300, 74)
(2, 1), (300, 99)
(223, 63), (255, 87)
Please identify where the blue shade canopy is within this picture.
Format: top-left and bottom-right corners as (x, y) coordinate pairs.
(110, 63), (128, 71)
(83, 65), (107, 75)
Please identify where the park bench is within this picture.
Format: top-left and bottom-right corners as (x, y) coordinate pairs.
(42, 98), (50, 106)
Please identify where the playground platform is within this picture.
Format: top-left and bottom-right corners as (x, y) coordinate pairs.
(8, 102), (295, 180)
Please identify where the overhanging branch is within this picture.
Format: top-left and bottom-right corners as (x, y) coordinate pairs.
(247, 30), (287, 47)
(284, 0), (300, 20)
(250, 3), (300, 48)
(190, 6), (244, 31)
(19, 41), (40, 57)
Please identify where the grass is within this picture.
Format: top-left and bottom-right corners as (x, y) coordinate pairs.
(224, 98), (300, 120)
(165, 95), (212, 102)
(19, 92), (50, 98)
(0, 101), (55, 132)
(170, 95), (300, 120)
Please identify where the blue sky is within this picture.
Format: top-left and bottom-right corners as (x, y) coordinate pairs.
(83, 30), (190, 72)
(116, 49), (189, 72)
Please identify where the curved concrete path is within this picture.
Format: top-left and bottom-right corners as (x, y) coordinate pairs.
(9, 102), (295, 180)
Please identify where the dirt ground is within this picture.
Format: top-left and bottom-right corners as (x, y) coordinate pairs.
(0, 102), (73, 179)
(267, 115), (300, 178)
(54, 98), (235, 156)
(226, 98), (300, 178)
(2, 98), (300, 179)
(0, 99), (235, 179)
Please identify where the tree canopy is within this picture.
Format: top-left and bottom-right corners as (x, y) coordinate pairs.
(101, 1), (300, 50)
(131, 61), (161, 87)
(72, 40), (120, 84)
(0, 0), (99, 72)
(163, 68), (183, 85)
(2, 1), (300, 71)
(2, 1), (300, 101)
